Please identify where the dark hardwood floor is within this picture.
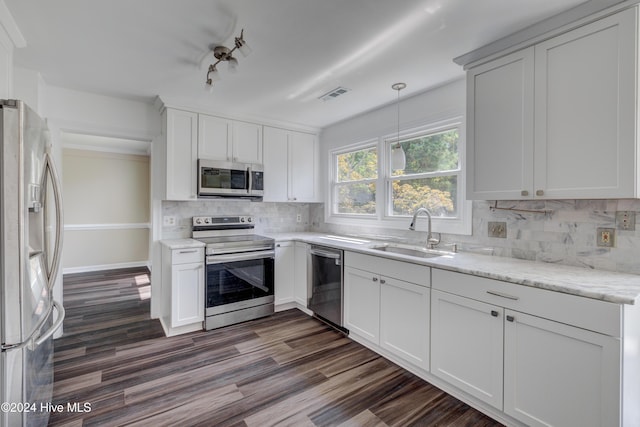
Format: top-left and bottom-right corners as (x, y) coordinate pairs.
(50, 267), (503, 426)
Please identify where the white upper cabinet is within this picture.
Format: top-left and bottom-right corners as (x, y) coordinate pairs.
(162, 108), (198, 201)
(467, 7), (638, 200)
(232, 121), (263, 164)
(197, 114), (231, 161)
(263, 126), (320, 202)
(467, 48), (534, 200)
(198, 114), (262, 164)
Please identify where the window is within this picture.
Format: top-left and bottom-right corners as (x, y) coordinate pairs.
(388, 128), (459, 218)
(334, 145), (377, 215)
(328, 118), (470, 235)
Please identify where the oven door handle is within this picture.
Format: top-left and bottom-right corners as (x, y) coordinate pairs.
(206, 250), (275, 264)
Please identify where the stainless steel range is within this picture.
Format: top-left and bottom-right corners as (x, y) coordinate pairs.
(192, 216), (275, 330)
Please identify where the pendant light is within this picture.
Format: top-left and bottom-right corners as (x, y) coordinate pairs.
(391, 82), (406, 171)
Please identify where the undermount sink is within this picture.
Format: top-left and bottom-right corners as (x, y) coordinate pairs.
(368, 243), (453, 259)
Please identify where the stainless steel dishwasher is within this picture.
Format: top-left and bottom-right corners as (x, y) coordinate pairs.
(308, 245), (347, 332)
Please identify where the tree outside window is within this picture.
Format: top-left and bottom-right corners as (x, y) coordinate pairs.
(334, 145), (377, 214)
(389, 128), (460, 217)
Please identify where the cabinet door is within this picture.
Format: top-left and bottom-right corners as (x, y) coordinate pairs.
(504, 310), (620, 427)
(166, 109), (198, 200)
(380, 277), (429, 370)
(263, 126), (289, 202)
(275, 242), (295, 305)
(534, 8), (637, 199)
(344, 266), (380, 344)
(293, 242), (308, 307)
(467, 47), (534, 200)
(198, 114), (232, 161)
(431, 290), (504, 409)
(289, 131), (319, 202)
(171, 261), (204, 327)
(232, 121), (263, 163)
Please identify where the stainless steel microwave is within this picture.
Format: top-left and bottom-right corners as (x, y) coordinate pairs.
(198, 159), (264, 199)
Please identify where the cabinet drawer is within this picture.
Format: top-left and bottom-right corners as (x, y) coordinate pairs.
(346, 251), (430, 287)
(432, 269), (621, 337)
(171, 247), (204, 264)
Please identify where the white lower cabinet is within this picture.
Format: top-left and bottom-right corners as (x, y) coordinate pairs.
(431, 289), (503, 409)
(161, 245), (205, 336)
(380, 277), (430, 371)
(432, 268), (623, 427)
(344, 252), (430, 371)
(274, 241), (295, 306)
(344, 266), (380, 344)
(503, 310), (620, 427)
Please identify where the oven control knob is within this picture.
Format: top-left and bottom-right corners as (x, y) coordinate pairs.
(240, 217), (245, 222)
(205, 218), (210, 224)
(247, 217), (252, 223)
(195, 218), (202, 225)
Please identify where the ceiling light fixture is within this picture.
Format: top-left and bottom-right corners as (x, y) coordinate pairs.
(391, 82), (407, 171)
(205, 29), (251, 91)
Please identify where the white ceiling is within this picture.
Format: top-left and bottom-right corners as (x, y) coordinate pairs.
(6, 0), (589, 130)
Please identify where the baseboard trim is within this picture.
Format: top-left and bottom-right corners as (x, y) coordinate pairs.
(63, 261), (150, 275)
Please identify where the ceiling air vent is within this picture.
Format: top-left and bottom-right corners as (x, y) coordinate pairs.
(319, 86), (351, 101)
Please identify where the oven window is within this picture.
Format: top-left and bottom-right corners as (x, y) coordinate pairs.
(202, 168), (247, 190)
(206, 257), (274, 307)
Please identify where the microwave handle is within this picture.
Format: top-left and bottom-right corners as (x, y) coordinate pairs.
(247, 165), (252, 194)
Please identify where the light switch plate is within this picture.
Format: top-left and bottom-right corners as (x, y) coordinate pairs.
(596, 228), (615, 247)
(163, 216), (176, 226)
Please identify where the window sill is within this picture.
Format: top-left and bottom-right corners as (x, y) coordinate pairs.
(324, 202), (472, 236)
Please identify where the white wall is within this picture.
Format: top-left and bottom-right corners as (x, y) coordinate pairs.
(13, 66), (45, 114)
(319, 79), (469, 234)
(0, 0), (23, 99)
(43, 86), (160, 141)
(320, 79), (465, 184)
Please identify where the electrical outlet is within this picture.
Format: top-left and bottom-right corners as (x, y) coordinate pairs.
(296, 213), (302, 223)
(488, 221), (507, 238)
(616, 211), (636, 231)
(596, 228), (615, 247)
(163, 216), (176, 227)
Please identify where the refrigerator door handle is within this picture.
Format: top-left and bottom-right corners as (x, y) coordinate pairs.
(44, 152), (64, 286)
(32, 300), (65, 349)
(1, 300), (65, 352)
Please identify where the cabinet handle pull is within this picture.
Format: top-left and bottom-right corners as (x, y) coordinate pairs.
(487, 290), (519, 301)
(372, 277), (378, 282)
(491, 310), (499, 317)
(179, 249), (198, 254)
(506, 315), (515, 322)
(521, 190), (529, 196)
(380, 279), (386, 284)
(536, 189), (544, 196)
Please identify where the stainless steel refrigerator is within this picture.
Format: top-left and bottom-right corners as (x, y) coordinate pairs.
(0, 100), (64, 427)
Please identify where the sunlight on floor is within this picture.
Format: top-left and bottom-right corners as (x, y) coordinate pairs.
(135, 274), (151, 300)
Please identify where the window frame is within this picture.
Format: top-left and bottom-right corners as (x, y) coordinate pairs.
(384, 121), (462, 220)
(332, 140), (378, 217)
(326, 117), (471, 236)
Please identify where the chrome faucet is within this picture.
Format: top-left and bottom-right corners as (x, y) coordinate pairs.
(409, 208), (441, 249)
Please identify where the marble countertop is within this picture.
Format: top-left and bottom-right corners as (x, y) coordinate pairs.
(266, 232), (640, 305)
(160, 238), (206, 250)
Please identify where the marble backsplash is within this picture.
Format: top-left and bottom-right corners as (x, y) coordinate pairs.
(311, 200), (640, 275)
(161, 198), (640, 274)
(160, 199), (316, 239)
